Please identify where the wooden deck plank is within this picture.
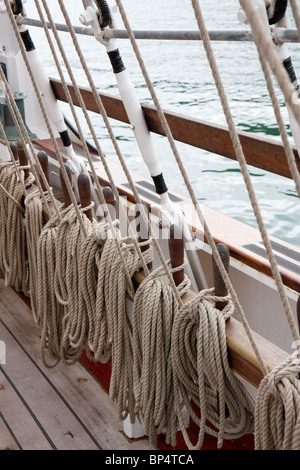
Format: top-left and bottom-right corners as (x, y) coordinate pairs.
(0, 412), (21, 451)
(0, 318), (99, 450)
(0, 373), (53, 450)
(0, 280), (154, 450)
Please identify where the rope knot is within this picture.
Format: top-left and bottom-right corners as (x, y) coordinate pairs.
(94, 220), (119, 244)
(186, 288), (234, 324)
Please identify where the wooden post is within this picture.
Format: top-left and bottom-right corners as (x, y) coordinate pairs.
(102, 186), (116, 221)
(9, 142), (18, 162)
(168, 224), (184, 287)
(297, 296), (300, 335)
(37, 151), (50, 224)
(135, 201), (152, 271)
(213, 243), (231, 418)
(37, 151), (49, 192)
(59, 163), (73, 209)
(16, 141), (30, 180)
(78, 173), (92, 222)
(212, 243), (230, 312)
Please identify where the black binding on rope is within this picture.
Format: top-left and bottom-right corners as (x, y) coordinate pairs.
(94, 0), (112, 29)
(12, 0), (23, 16)
(268, 0), (288, 25)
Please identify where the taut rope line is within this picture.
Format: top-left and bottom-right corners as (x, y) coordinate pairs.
(192, 0), (300, 348)
(3, 0), (87, 235)
(35, 0), (151, 286)
(57, 0), (183, 306)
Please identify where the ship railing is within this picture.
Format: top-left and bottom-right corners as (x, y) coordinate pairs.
(18, 17), (300, 43)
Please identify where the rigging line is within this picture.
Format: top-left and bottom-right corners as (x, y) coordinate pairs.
(255, 42), (300, 198)
(63, 115), (99, 156)
(3, 0), (88, 235)
(36, 0), (150, 282)
(115, 0), (269, 376)
(0, 365), (57, 450)
(57, 0), (183, 305)
(239, 0), (300, 345)
(0, 411), (23, 450)
(35, 0), (148, 280)
(193, 0), (299, 348)
(0, 317), (104, 450)
(240, 0), (300, 126)
(0, 68), (54, 217)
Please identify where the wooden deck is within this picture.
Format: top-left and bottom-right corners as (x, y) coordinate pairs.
(0, 279), (154, 451)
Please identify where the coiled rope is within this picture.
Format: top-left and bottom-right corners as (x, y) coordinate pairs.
(171, 288), (255, 450)
(36, 206), (67, 368)
(97, 230), (153, 422)
(255, 351), (300, 450)
(0, 161), (34, 295)
(54, 203), (93, 365)
(24, 188), (51, 323)
(133, 263), (191, 446)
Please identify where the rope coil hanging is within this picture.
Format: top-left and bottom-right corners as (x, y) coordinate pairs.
(24, 188), (51, 322)
(255, 350), (300, 450)
(0, 160), (34, 295)
(171, 288), (255, 450)
(132, 262), (191, 447)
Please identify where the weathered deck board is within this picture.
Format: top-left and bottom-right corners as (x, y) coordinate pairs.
(0, 373), (53, 450)
(0, 412), (22, 450)
(0, 280), (154, 450)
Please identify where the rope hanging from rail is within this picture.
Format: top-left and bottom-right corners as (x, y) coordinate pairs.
(171, 288), (255, 450)
(25, 188), (51, 323)
(0, 161), (34, 296)
(255, 351), (300, 450)
(132, 263), (191, 447)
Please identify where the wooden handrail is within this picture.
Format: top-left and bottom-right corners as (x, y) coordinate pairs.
(50, 78), (300, 180)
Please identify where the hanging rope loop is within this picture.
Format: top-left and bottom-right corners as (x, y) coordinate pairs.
(171, 288), (254, 450)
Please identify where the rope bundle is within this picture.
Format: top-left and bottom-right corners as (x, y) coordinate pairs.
(97, 231), (153, 422)
(133, 263), (191, 446)
(24, 189), (48, 322)
(0, 161), (34, 295)
(54, 204), (92, 365)
(255, 351), (300, 450)
(36, 206), (67, 367)
(171, 288), (255, 450)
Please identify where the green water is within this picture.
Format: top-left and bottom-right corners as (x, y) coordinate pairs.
(26, 0), (300, 247)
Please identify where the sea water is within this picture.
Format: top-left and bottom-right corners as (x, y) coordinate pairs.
(25, 0), (300, 247)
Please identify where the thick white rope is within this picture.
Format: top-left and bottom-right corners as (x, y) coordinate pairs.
(24, 188), (49, 322)
(132, 263), (191, 446)
(255, 351), (300, 449)
(0, 161), (34, 295)
(171, 289), (255, 450)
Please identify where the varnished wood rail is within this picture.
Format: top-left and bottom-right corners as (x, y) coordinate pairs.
(50, 78), (300, 180)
